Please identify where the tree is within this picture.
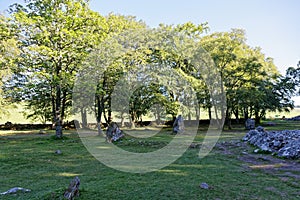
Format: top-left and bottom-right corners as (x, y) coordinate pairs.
(9, 0), (108, 137)
(200, 29), (290, 127)
(285, 61), (300, 95)
(80, 22), (210, 130)
(0, 14), (19, 118)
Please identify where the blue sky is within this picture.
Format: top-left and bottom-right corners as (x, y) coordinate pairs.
(1, 0), (299, 74)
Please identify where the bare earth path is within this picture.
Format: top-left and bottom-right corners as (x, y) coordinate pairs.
(215, 140), (300, 196)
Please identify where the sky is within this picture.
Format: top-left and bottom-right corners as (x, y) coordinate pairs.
(1, 0), (300, 100)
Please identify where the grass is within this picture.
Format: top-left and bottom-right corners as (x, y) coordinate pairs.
(0, 123), (300, 199)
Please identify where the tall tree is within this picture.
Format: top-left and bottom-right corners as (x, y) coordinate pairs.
(201, 29), (288, 127)
(9, 0), (108, 137)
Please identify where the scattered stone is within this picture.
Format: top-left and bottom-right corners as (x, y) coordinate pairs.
(199, 182), (210, 190)
(243, 127), (300, 159)
(245, 119), (255, 130)
(254, 149), (260, 153)
(173, 115), (185, 134)
(0, 187), (31, 195)
(39, 130), (46, 134)
(64, 177), (80, 200)
(189, 143), (201, 148)
(55, 150), (62, 155)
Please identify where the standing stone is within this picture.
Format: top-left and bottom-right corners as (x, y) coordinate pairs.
(64, 177), (80, 200)
(173, 115), (185, 134)
(106, 122), (124, 142)
(245, 119), (255, 130)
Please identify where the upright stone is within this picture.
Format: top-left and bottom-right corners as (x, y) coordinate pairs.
(173, 115), (185, 134)
(245, 118), (255, 130)
(64, 177), (80, 200)
(106, 122), (124, 142)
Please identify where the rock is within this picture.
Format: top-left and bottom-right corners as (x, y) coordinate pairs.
(39, 130), (46, 134)
(64, 177), (80, 200)
(189, 143), (200, 148)
(199, 182), (210, 190)
(256, 126), (265, 132)
(277, 139), (300, 159)
(0, 187), (31, 195)
(106, 122), (124, 143)
(243, 130), (258, 141)
(254, 149), (260, 153)
(173, 115), (185, 134)
(245, 119), (255, 130)
(55, 150), (62, 155)
(244, 128), (300, 159)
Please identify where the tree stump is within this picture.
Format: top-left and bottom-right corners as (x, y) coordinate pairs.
(64, 177), (80, 200)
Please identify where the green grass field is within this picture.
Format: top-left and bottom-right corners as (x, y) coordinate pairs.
(1, 121), (300, 199)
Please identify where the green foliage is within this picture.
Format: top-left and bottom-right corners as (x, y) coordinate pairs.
(0, 14), (20, 118)
(83, 22), (210, 126)
(6, 0), (111, 135)
(284, 61), (300, 96)
(201, 29), (292, 126)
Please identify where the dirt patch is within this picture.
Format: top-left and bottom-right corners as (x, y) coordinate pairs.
(215, 141), (300, 181)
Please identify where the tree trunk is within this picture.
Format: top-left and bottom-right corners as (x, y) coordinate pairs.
(96, 95), (103, 135)
(195, 105), (200, 121)
(130, 112), (135, 129)
(55, 63), (62, 139)
(233, 108), (239, 123)
(80, 108), (87, 128)
(255, 110), (261, 124)
(225, 108), (232, 130)
(61, 90), (67, 124)
(51, 86), (56, 129)
(55, 84), (62, 138)
(243, 107), (249, 121)
(108, 95), (112, 123)
(120, 113), (125, 127)
(156, 108), (161, 124)
(208, 106), (212, 120)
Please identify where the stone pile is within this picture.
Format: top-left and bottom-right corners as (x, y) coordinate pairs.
(243, 126), (300, 159)
(287, 115), (300, 121)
